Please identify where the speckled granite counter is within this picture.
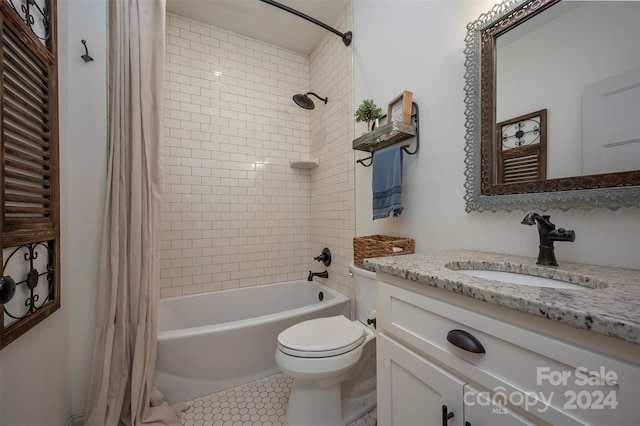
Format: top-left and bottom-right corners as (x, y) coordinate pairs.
(364, 250), (640, 345)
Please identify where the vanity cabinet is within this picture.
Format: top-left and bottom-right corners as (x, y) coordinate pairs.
(377, 333), (464, 425)
(376, 274), (640, 425)
(378, 334), (534, 425)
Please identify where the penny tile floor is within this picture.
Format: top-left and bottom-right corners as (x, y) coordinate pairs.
(180, 373), (376, 426)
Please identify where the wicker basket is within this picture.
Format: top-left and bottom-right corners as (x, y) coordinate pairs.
(353, 235), (414, 269)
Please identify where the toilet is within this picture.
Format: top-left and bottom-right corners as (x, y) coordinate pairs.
(275, 261), (377, 426)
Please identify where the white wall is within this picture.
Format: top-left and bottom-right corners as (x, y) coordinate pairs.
(0, 0), (107, 424)
(59, 0), (108, 419)
(353, 0), (640, 270)
(0, 311), (70, 425)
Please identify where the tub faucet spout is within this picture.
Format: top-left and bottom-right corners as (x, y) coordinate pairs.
(308, 270), (328, 281)
(521, 212), (575, 266)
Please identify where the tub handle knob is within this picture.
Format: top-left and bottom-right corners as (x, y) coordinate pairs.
(314, 247), (332, 266)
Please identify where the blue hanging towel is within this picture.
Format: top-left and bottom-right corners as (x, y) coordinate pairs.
(372, 147), (404, 220)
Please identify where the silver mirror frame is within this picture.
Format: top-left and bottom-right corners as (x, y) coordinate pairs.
(463, 0), (640, 213)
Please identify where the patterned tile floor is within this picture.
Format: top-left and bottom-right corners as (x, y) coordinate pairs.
(180, 373), (376, 426)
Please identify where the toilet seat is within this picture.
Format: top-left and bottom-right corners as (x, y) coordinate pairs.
(277, 315), (366, 358)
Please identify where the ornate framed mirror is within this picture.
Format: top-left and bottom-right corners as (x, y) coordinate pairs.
(463, 0), (640, 212)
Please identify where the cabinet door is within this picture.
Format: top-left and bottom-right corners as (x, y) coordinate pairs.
(378, 333), (465, 426)
(463, 384), (538, 426)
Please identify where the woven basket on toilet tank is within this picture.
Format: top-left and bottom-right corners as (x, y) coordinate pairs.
(353, 235), (414, 270)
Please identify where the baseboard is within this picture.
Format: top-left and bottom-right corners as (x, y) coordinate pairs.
(66, 412), (84, 426)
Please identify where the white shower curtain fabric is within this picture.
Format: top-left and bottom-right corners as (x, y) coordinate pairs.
(84, 0), (182, 424)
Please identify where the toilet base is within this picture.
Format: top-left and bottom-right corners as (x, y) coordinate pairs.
(342, 387), (376, 425)
(284, 379), (341, 426)
(283, 379), (376, 426)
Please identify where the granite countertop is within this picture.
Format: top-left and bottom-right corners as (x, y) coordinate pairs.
(364, 250), (640, 345)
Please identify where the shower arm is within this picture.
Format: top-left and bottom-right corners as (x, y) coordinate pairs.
(306, 92), (327, 104)
(259, 0), (352, 47)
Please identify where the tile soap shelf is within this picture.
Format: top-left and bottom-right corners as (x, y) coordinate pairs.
(353, 102), (419, 167)
(290, 159), (319, 169)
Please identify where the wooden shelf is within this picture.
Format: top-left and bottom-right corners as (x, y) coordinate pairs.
(352, 121), (416, 153)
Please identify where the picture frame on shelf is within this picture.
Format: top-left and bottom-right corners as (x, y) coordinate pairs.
(388, 90), (413, 124)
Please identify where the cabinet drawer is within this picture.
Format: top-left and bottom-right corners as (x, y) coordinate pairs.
(378, 279), (640, 425)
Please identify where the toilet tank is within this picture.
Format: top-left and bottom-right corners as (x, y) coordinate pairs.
(349, 261), (377, 323)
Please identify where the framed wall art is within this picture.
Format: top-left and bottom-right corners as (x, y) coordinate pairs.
(496, 109), (547, 184)
(388, 90), (413, 124)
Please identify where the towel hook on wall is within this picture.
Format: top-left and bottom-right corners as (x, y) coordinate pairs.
(81, 40), (93, 62)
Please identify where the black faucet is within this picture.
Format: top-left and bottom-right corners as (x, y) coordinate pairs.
(521, 213), (575, 266)
(308, 270), (328, 281)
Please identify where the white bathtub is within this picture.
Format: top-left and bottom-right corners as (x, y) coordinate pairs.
(155, 280), (350, 403)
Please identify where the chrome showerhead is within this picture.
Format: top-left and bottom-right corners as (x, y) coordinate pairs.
(293, 92), (328, 110)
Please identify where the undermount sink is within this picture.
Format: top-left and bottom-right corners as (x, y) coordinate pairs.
(456, 269), (588, 290)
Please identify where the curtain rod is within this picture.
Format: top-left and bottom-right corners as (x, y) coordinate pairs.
(259, 0), (352, 47)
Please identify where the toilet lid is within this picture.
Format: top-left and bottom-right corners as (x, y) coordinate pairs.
(277, 315), (366, 358)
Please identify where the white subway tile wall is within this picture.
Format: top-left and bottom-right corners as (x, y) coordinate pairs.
(162, 6), (354, 302)
(308, 6), (356, 311)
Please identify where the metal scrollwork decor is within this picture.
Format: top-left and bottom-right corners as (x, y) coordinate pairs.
(3, 0), (51, 48)
(2, 242), (54, 325)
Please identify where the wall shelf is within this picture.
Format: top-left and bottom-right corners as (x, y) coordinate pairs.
(290, 159), (319, 169)
(353, 102), (420, 167)
(353, 121), (416, 152)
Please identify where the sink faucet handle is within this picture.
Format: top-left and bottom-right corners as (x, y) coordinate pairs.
(521, 212), (541, 225)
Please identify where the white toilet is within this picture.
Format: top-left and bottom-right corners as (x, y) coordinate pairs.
(275, 261), (377, 426)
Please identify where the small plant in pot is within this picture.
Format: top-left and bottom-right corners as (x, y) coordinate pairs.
(355, 99), (383, 132)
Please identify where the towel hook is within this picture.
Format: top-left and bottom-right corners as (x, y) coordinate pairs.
(81, 39), (93, 62)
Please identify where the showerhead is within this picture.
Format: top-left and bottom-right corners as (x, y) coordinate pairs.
(293, 92), (328, 110)
(293, 94), (314, 110)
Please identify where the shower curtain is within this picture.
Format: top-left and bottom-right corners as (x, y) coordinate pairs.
(84, 0), (181, 424)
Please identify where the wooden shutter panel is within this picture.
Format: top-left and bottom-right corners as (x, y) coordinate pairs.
(3, 24), (53, 229)
(498, 145), (546, 184)
(496, 109), (547, 185)
(1, 0), (59, 349)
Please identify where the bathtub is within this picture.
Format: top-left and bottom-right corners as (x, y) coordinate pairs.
(155, 280), (350, 403)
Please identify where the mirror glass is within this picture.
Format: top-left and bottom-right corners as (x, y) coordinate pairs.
(464, 0), (640, 212)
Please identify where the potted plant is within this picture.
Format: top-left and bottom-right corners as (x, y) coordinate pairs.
(355, 99), (383, 132)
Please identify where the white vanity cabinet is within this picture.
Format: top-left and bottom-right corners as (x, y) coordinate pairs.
(376, 274), (640, 426)
(377, 333), (465, 426)
(378, 334), (534, 426)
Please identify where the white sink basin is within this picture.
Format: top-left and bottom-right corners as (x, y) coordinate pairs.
(457, 269), (587, 290)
